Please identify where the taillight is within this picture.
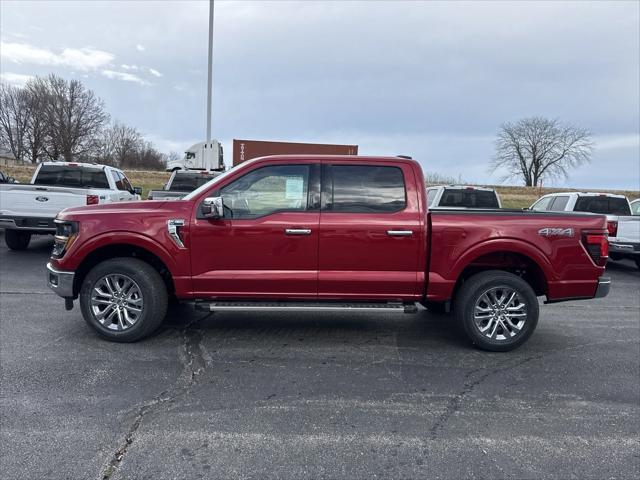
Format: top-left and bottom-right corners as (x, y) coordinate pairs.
(582, 232), (609, 267)
(606, 220), (618, 237)
(86, 195), (99, 205)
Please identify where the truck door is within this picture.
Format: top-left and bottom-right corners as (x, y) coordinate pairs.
(318, 161), (422, 299)
(189, 163), (321, 298)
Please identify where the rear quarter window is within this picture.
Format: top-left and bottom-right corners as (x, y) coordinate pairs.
(574, 196), (631, 215)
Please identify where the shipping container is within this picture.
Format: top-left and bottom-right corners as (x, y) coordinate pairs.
(232, 139), (358, 166)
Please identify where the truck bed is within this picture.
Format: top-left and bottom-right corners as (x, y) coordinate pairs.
(427, 209), (609, 302)
(0, 184), (97, 230)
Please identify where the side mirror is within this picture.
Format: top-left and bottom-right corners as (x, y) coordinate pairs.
(133, 186), (143, 195)
(202, 196), (224, 218)
(7, 176), (16, 183)
(522, 207), (530, 211)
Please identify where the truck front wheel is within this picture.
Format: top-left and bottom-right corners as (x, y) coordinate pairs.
(454, 270), (539, 352)
(79, 258), (168, 342)
(5, 230), (32, 250)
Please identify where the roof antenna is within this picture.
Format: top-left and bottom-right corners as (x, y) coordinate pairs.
(397, 155), (412, 159)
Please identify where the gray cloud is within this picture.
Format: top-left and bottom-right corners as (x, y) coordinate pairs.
(1, 0), (638, 189)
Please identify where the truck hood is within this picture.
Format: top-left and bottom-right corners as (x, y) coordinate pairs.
(57, 200), (194, 225)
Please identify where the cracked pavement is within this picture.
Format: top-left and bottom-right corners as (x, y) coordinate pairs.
(1, 233), (639, 479)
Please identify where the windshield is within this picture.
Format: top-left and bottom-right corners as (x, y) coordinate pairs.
(183, 167), (236, 200)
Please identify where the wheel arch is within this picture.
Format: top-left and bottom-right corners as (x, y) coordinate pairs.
(72, 243), (176, 298)
(450, 240), (553, 300)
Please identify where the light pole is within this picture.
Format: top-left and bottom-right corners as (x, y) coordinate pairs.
(206, 0), (214, 143)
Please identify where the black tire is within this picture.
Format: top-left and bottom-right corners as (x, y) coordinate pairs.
(424, 301), (448, 314)
(79, 257), (168, 342)
(5, 230), (31, 250)
(454, 270), (539, 352)
(635, 258), (640, 270)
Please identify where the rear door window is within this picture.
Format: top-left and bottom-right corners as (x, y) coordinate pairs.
(438, 189), (499, 208)
(426, 189), (438, 207)
(549, 195), (570, 211)
(574, 196), (631, 215)
(119, 172), (133, 192)
(326, 165), (406, 213)
(531, 196), (553, 211)
(111, 171), (124, 190)
(35, 165), (110, 189)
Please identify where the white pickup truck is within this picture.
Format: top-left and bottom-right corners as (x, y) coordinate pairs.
(0, 162), (141, 250)
(529, 191), (640, 269)
(609, 216), (640, 269)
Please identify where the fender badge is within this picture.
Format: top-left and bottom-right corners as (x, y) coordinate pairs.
(538, 227), (574, 237)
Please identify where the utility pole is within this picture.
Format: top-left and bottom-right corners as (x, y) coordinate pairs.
(206, 0), (214, 143)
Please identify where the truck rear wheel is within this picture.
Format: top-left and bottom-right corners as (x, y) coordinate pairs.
(454, 270), (539, 352)
(5, 230), (32, 250)
(79, 258), (168, 342)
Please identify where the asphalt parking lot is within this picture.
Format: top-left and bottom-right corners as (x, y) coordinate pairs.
(1, 232), (638, 480)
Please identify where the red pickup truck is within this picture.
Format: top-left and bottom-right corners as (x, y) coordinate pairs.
(46, 155), (610, 351)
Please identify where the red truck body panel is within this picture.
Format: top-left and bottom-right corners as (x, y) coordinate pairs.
(54, 155), (607, 304)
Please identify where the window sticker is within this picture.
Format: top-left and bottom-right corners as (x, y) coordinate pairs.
(285, 177), (304, 200)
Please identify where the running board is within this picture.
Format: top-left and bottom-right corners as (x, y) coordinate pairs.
(195, 300), (418, 314)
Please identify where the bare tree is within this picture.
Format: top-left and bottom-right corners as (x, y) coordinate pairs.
(34, 74), (109, 161)
(490, 117), (593, 186)
(0, 83), (29, 162)
(99, 121), (143, 167)
(23, 80), (48, 163)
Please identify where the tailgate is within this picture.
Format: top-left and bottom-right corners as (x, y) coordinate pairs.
(613, 216), (640, 243)
(0, 185), (89, 218)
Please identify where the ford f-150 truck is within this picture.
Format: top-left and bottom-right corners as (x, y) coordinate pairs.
(0, 162), (141, 250)
(46, 155), (611, 351)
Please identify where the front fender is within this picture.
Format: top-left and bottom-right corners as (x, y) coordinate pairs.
(57, 231), (182, 276)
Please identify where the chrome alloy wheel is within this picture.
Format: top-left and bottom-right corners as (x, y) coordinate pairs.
(90, 274), (144, 331)
(473, 286), (528, 341)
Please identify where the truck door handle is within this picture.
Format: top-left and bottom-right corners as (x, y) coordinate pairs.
(285, 228), (311, 235)
(387, 230), (413, 237)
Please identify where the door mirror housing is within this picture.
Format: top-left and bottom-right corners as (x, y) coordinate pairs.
(133, 186), (143, 195)
(202, 196), (224, 218)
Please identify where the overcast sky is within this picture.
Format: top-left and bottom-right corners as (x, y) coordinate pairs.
(1, 0), (639, 189)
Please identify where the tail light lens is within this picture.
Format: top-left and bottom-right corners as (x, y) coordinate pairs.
(86, 195), (99, 205)
(606, 220), (618, 237)
(52, 220), (79, 258)
(582, 232), (609, 267)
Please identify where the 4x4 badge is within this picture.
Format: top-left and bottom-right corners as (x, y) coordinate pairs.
(538, 227), (574, 237)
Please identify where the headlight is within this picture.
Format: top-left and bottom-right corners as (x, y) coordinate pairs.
(52, 220), (79, 258)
